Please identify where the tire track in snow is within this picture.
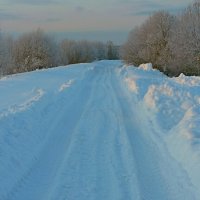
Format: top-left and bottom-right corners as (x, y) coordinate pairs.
(3, 68), (97, 200)
(111, 67), (198, 200)
(47, 65), (140, 200)
(47, 69), (106, 200)
(94, 67), (140, 199)
(0, 88), (44, 119)
(48, 66), (123, 200)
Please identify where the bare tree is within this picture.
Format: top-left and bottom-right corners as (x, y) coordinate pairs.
(107, 41), (118, 60)
(121, 11), (175, 72)
(120, 27), (148, 66)
(59, 39), (82, 65)
(78, 40), (94, 63)
(0, 30), (4, 76)
(0, 31), (14, 76)
(13, 29), (55, 72)
(59, 39), (110, 65)
(93, 41), (107, 60)
(169, 0), (200, 75)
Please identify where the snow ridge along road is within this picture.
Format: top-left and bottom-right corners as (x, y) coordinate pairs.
(0, 60), (199, 200)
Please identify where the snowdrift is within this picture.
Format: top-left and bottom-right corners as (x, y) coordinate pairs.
(121, 63), (200, 192)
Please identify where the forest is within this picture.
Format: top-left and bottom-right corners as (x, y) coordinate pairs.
(0, 29), (118, 76)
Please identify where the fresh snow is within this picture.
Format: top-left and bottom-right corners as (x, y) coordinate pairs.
(0, 60), (200, 199)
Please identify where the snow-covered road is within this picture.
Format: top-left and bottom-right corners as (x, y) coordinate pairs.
(0, 61), (200, 199)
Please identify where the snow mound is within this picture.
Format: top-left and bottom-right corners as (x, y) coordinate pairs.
(0, 76), (8, 81)
(124, 77), (138, 93)
(0, 89), (44, 119)
(121, 63), (200, 192)
(139, 63), (153, 71)
(144, 85), (157, 110)
(59, 79), (74, 92)
(173, 73), (200, 86)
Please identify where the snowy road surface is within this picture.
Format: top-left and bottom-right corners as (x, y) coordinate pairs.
(0, 61), (200, 199)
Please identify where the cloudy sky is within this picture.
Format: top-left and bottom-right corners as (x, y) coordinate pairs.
(0, 0), (194, 43)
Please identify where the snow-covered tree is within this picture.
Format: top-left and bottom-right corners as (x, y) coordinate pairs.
(0, 30), (4, 76)
(107, 41), (118, 60)
(121, 11), (175, 72)
(59, 39), (82, 64)
(93, 41), (107, 60)
(169, 0), (200, 75)
(13, 29), (55, 72)
(120, 27), (147, 66)
(59, 39), (110, 65)
(0, 31), (14, 76)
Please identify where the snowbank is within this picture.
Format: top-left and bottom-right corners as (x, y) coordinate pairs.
(122, 63), (200, 192)
(139, 63), (153, 71)
(124, 77), (138, 93)
(174, 73), (200, 86)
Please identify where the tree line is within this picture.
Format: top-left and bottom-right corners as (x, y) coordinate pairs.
(121, 0), (200, 76)
(0, 29), (119, 76)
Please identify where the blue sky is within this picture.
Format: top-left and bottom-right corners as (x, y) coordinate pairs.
(0, 0), (194, 43)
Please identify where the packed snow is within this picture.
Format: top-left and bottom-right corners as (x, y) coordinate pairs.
(0, 60), (200, 200)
